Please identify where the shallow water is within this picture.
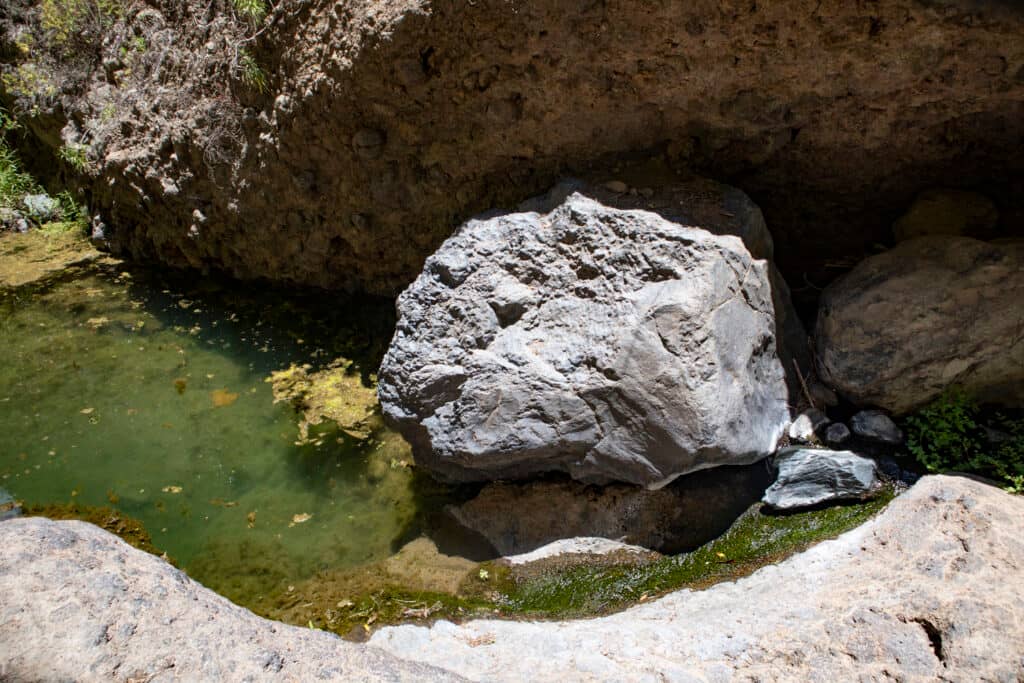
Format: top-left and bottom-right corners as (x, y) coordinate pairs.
(0, 263), (452, 603)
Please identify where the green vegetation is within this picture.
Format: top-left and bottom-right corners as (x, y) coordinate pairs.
(1, 136), (41, 210)
(233, 0), (268, 24)
(265, 491), (892, 638)
(904, 387), (1024, 493)
(58, 144), (90, 173)
(239, 50), (268, 93)
(40, 0), (122, 47)
(497, 491), (892, 618)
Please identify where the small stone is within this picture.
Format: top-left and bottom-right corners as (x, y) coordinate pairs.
(763, 448), (879, 510)
(823, 422), (851, 446)
(850, 410), (903, 445)
(603, 180), (628, 193)
(787, 409), (830, 442)
(22, 193), (61, 222)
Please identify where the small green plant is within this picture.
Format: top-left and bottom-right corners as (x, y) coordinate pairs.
(0, 123), (42, 209)
(40, 0), (122, 47)
(58, 144), (90, 173)
(239, 50), (267, 93)
(233, 0), (267, 24)
(904, 387), (1024, 493)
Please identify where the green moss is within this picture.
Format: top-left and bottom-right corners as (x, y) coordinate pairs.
(255, 490), (893, 639)
(497, 489), (894, 619)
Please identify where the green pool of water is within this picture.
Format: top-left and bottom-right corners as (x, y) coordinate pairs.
(0, 262), (448, 603)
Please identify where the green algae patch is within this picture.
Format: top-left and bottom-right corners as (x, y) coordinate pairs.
(498, 489), (895, 619)
(0, 227), (103, 291)
(267, 359), (382, 443)
(24, 501), (166, 558)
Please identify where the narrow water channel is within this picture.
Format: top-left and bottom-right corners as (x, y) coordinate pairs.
(0, 262), (456, 605)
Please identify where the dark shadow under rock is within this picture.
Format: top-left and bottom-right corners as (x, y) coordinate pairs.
(442, 461), (774, 557)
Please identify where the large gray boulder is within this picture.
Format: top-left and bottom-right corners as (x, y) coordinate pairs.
(379, 194), (791, 487)
(816, 237), (1024, 414)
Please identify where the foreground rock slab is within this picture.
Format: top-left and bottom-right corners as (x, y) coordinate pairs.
(0, 519), (462, 682)
(372, 476), (1024, 681)
(816, 237), (1024, 413)
(379, 193), (790, 487)
(2, 477), (1023, 681)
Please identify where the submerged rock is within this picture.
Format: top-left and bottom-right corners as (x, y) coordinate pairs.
(816, 237), (1024, 413)
(379, 193), (792, 487)
(763, 448), (879, 510)
(447, 463), (773, 556)
(0, 488), (21, 521)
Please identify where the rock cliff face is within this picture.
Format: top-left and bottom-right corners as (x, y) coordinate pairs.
(3, 0), (1023, 293)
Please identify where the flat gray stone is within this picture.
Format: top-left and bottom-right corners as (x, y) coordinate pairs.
(379, 193), (791, 487)
(763, 448), (879, 510)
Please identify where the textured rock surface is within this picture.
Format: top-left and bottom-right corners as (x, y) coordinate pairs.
(0, 518), (462, 682)
(816, 237), (1024, 414)
(763, 448), (879, 510)
(447, 463), (772, 556)
(372, 476), (1024, 681)
(379, 194), (790, 487)
(3, 1), (1024, 294)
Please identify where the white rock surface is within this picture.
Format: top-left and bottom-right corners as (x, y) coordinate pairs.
(501, 537), (652, 566)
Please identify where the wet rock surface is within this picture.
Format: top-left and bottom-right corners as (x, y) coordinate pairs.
(816, 237), (1024, 414)
(372, 476), (1024, 681)
(447, 463), (773, 556)
(763, 448), (879, 510)
(379, 194), (791, 487)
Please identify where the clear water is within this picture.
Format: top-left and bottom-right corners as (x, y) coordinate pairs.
(0, 263), (447, 604)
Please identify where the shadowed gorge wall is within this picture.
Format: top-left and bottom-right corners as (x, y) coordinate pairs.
(3, 0), (1023, 294)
